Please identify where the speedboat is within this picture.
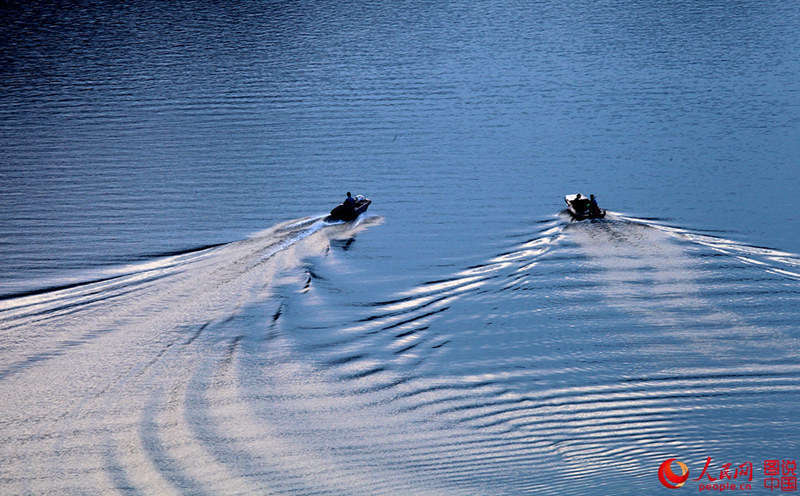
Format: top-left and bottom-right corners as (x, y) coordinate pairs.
(565, 194), (605, 220)
(326, 196), (371, 222)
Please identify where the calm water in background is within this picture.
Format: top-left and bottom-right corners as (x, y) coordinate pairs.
(1, 1), (800, 494)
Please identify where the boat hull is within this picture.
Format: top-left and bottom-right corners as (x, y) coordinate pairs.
(326, 199), (371, 222)
(564, 194), (605, 220)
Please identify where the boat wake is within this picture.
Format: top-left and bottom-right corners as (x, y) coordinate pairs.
(0, 215), (397, 495)
(278, 212), (800, 494)
(2, 212), (799, 495)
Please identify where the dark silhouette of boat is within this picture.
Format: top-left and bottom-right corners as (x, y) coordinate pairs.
(326, 197), (371, 222)
(565, 194), (605, 220)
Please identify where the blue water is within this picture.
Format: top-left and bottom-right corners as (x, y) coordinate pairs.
(1, 1), (799, 494)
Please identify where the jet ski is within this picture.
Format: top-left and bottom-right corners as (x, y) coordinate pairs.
(326, 196), (371, 222)
(565, 194), (605, 220)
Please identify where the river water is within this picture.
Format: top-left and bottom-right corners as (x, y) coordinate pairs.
(1, 1), (799, 494)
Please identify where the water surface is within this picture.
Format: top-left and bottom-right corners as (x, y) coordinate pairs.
(1, 1), (799, 494)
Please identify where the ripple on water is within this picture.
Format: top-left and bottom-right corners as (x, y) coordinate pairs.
(1, 215), (800, 494)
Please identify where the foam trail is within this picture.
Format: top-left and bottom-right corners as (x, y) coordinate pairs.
(615, 214), (800, 280)
(0, 215), (395, 495)
(565, 215), (800, 360)
(3, 213), (800, 495)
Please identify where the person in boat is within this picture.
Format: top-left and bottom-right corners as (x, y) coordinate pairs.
(589, 194), (600, 215)
(343, 191), (355, 212)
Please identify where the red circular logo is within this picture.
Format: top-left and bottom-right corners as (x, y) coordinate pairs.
(659, 458), (689, 489)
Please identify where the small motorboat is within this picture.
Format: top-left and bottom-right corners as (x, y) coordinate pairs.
(565, 194), (605, 220)
(326, 196), (371, 222)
